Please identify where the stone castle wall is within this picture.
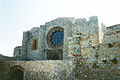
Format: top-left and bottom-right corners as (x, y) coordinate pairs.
(13, 46), (22, 57)
(16, 16), (99, 61)
(2, 16), (119, 80)
(1, 58), (119, 80)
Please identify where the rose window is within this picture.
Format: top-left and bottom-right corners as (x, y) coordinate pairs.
(47, 27), (64, 48)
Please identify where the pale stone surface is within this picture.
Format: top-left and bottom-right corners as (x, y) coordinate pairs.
(1, 16), (120, 80)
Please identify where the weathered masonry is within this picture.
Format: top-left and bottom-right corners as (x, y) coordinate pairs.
(14, 16), (100, 61)
(1, 16), (119, 80)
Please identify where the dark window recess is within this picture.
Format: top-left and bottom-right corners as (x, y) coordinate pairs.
(32, 39), (38, 50)
(33, 40), (37, 49)
(110, 58), (117, 64)
(9, 66), (24, 80)
(102, 60), (107, 64)
(12, 69), (23, 80)
(19, 50), (21, 55)
(108, 43), (113, 48)
(46, 49), (62, 60)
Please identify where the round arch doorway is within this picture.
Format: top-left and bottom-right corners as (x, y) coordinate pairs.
(9, 65), (24, 80)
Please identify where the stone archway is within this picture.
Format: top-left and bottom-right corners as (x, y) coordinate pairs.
(47, 27), (64, 48)
(46, 27), (64, 60)
(9, 65), (24, 80)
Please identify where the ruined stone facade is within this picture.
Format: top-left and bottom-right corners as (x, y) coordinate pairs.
(14, 16), (100, 60)
(0, 16), (120, 80)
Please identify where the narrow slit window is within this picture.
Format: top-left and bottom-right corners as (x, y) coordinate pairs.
(32, 39), (38, 50)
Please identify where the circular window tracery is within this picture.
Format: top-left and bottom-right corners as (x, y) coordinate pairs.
(47, 27), (64, 48)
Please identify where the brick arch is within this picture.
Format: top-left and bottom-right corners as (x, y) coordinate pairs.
(9, 65), (24, 80)
(10, 65), (24, 72)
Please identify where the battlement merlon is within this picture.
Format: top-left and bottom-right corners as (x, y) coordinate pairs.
(44, 16), (98, 26)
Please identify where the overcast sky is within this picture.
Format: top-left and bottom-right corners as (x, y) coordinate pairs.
(0, 0), (120, 56)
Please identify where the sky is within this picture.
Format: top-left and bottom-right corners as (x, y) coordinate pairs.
(0, 0), (120, 56)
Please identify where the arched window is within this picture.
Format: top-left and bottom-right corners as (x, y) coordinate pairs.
(9, 66), (24, 80)
(47, 27), (64, 48)
(32, 38), (38, 50)
(47, 27), (64, 60)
